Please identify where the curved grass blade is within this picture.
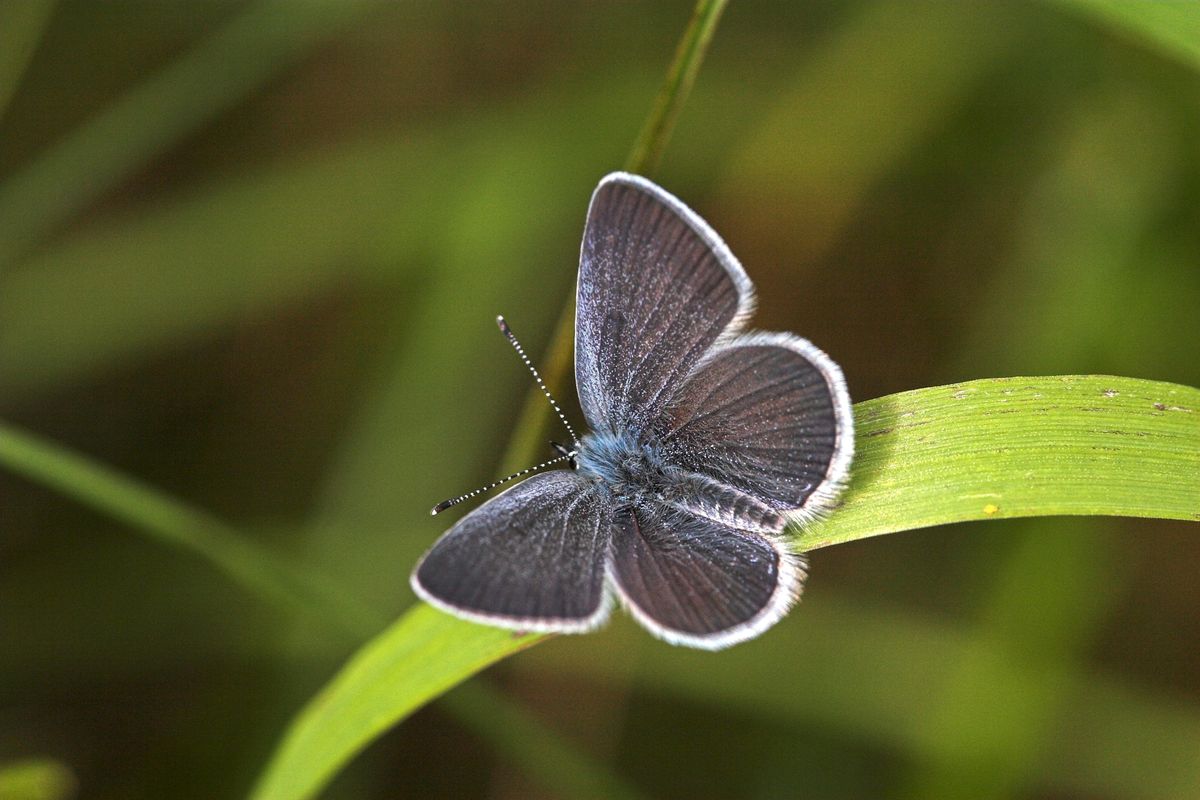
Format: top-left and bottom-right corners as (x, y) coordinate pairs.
(796, 375), (1200, 549)
(250, 374), (1200, 800)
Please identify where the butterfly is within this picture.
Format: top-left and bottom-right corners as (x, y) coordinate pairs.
(411, 172), (853, 649)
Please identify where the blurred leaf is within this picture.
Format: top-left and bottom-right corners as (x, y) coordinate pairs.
(0, 65), (696, 400)
(449, 681), (650, 800)
(1048, 0), (1200, 71)
(0, 759), (76, 800)
(251, 375), (1200, 800)
(0, 419), (646, 800)
(0, 0), (385, 267)
(0, 0), (57, 124)
(0, 420), (380, 639)
(520, 594), (1200, 799)
(900, 520), (1123, 799)
(0, 113), (444, 398)
(722, 0), (1021, 263)
(0, 534), (337, 685)
(961, 88), (1180, 378)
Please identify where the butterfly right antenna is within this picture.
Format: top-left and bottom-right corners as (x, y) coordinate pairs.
(496, 315), (579, 446)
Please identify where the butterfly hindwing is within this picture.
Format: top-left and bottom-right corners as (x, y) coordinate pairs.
(653, 332), (854, 525)
(608, 500), (804, 650)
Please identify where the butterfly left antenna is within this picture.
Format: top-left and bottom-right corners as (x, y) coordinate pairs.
(496, 315), (579, 445)
(428, 317), (581, 516)
(430, 452), (574, 515)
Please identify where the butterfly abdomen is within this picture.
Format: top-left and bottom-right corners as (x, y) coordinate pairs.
(659, 469), (787, 533)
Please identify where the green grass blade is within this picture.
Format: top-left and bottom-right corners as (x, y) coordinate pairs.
(441, 682), (651, 800)
(797, 375), (1200, 549)
(0, 0), (382, 268)
(624, 0), (728, 177)
(250, 607), (541, 800)
(250, 374), (1200, 800)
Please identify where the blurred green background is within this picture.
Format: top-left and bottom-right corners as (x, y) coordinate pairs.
(2, 1), (1199, 798)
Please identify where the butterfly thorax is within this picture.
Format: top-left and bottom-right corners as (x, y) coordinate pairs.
(575, 429), (786, 532)
(575, 429), (667, 501)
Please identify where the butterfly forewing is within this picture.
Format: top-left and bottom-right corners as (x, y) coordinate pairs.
(575, 173), (754, 435)
(412, 471), (613, 632)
